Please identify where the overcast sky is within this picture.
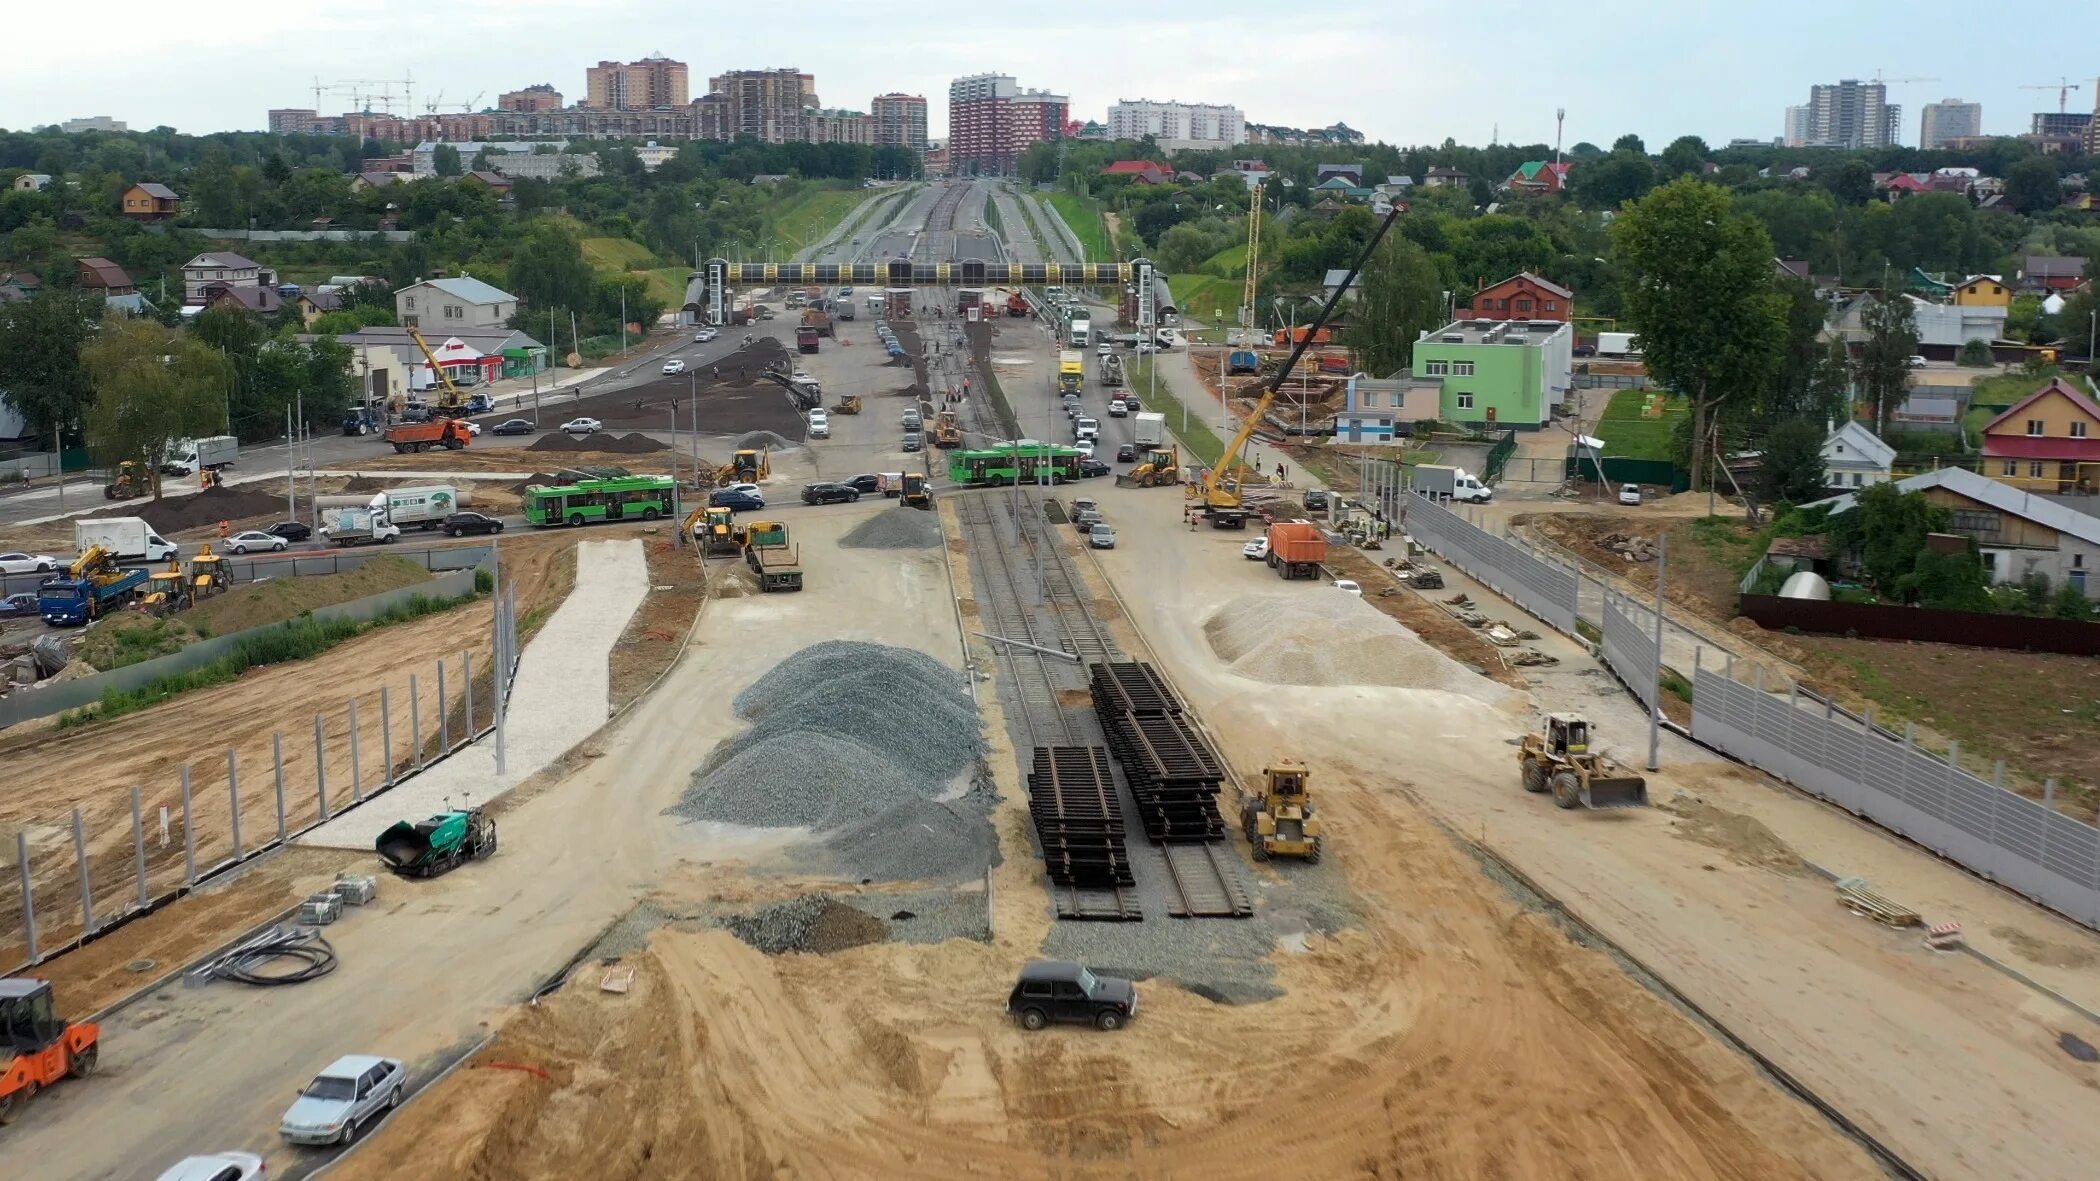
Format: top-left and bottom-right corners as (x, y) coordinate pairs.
(2, 0), (2091, 148)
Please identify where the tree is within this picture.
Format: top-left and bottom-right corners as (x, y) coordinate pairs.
(431, 144), (462, 177)
(506, 221), (595, 316)
(2004, 156), (2060, 215)
(1571, 152), (1655, 210)
(1758, 418), (1830, 504)
(2053, 579), (2093, 620)
(1658, 135), (1710, 180)
(1853, 291), (1918, 434)
(1610, 178), (1786, 490)
(0, 286), (99, 437)
(1611, 134), (1646, 155)
(1763, 278), (1841, 424)
(1818, 159), (1875, 207)
(81, 315), (232, 498)
(1830, 481), (1949, 598)
(1957, 338), (1993, 366)
(1348, 234), (1443, 377)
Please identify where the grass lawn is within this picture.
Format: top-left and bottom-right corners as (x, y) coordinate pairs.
(1966, 365), (2081, 411)
(1168, 274), (1236, 325)
(580, 237), (658, 270)
(1046, 192), (1113, 258)
(1129, 356), (1227, 468)
(766, 187), (870, 257)
(1198, 242), (1247, 279)
(1596, 388), (1687, 460)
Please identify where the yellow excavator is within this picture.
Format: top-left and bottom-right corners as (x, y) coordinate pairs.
(713, 448), (769, 487)
(407, 326), (469, 418)
(685, 505), (740, 555)
(1196, 202), (1402, 529)
(103, 459), (153, 500)
(189, 543), (228, 598)
(1116, 446), (1183, 488)
(140, 557), (195, 617)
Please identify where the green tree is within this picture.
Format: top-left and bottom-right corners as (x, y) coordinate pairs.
(1852, 291), (1918, 434)
(1902, 547), (1991, 611)
(81, 315), (233, 498)
(2005, 294), (2045, 343)
(1957, 338), (1993, 366)
(2004, 156), (2060, 215)
(2053, 579), (2093, 620)
(1658, 135), (1710, 180)
(1610, 178), (1786, 490)
(432, 144), (462, 177)
(1611, 134), (1646, 155)
(1831, 482), (1949, 596)
(1347, 234), (1443, 378)
(1818, 159), (1875, 207)
(1571, 152), (1655, 210)
(1757, 417), (1830, 504)
(506, 221), (595, 316)
(0, 286), (100, 437)
(1763, 278), (1842, 424)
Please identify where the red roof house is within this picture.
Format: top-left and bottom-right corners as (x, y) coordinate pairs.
(1101, 160), (1175, 185)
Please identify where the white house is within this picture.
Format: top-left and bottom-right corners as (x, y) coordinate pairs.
(394, 276), (518, 331)
(181, 252), (270, 305)
(1820, 421), (1896, 490)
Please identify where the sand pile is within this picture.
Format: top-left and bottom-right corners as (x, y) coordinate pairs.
(1204, 592), (1506, 700)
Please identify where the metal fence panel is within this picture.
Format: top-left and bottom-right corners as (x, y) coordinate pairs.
(1692, 667), (2100, 930)
(1404, 491), (1578, 635)
(1599, 591), (1658, 709)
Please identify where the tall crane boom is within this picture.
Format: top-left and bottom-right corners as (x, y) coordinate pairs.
(1240, 181), (1264, 341)
(406, 326), (466, 414)
(2020, 78), (2084, 113)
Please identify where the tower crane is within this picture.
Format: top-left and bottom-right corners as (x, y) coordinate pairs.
(1239, 181), (1263, 344)
(2020, 78), (2084, 114)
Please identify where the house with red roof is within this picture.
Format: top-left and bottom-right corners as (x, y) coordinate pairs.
(1503, 161), (1571, 194)
(1458, 272), (1573, 322)
(1101, 160), (1174, 185)
(1980, 378), (2100, 494)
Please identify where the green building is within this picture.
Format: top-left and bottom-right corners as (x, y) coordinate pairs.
(1408, 319), (1573, 430)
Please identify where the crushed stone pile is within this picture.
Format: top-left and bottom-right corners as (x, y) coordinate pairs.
(839, 507), (942, 550)
(1204, 592), (1509, 701)
(526, 432), (668, 454)
(678, 732), (936, 830)
(732, 430), (800, 452)
(811, 798), (997, 884)
(722, 894), (889, 955)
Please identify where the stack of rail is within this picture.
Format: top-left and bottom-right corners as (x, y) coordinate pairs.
(1027, 746), (1140, 920)
(1090, 662), (1228, 843)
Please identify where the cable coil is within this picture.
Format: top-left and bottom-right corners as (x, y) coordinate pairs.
(201, 926), (339, 987)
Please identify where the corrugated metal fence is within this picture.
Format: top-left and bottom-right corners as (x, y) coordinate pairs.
(1402, 490), (1580, 635)
(1600, 590), (1661, 710)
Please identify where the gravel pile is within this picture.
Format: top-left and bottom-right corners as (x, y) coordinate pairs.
(840, 507), (943, 550)
(1204, 592), (1508, 702)
(812, 798), (996, 884)
(732, 430), (800, 452)
(722, 894), (889, 955)
(678, 732), (936, 830)
(527, 432), (668, 454)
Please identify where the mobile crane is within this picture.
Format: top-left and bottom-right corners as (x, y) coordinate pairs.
(407, 326), (469, 418)
(1196, 201), (1403, 529)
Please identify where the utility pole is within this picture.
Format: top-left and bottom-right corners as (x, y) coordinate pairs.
(619, 286), (628, 354)
(1647, 533), (1667, 773)
(285, 403), (296, 522)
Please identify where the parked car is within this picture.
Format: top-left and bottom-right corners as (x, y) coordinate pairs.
(801, 481), (861, 505)
(154, 1151), (266, 1181)
(1618, 483), (1642, 506)
(902, 431), (923, 452)
(900, 408), (922, 429)
(1115, 443), (1138, 463)
(225, 530), (288, 555)
(443, 512), (504, 537)
(1243, 537), (1270, 561)
(1572, 343), (1597, 358)
(844, 473), (883, 494)
(1006, 961), (1137, 1031)
(279, 1054), (405, 1145)
(265, 520), (312, 542)
(1072, 507), (1104, 530)
(807, 409), (830, 439)
(709, 488), (765, 512)
(663, 358), (687, 375)
(0, 552), (60, 575)
(1907, 355), (1929, 368)
(694, 327), (719, 343)
(1303, 489), (1330, 512)
(1333, 579), (1363, 596)
(1088, 524), (1117, 549)
(1078, 458), (1110, 478)
(560, 417), (603, 435)
(491, 418), (534, 436)
(0, 592), (39, 619)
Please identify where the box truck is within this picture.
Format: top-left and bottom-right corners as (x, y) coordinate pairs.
(160, 435), (238, 476)
(1413, 464), (1492, 503)
(1597, 332), (1641, 357)
(75, 517), (180, 562)
(1132, 411), (1166, 448)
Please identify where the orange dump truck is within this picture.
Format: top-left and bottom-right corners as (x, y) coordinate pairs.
(383, 418), (473, 453)
(1266, 520), (1328, 580)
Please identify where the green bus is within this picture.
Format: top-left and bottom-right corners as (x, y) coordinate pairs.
(948, 445), (1085, 487)
(524, 474), (678, 526)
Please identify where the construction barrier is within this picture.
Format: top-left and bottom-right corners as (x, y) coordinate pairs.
(1403, 490), (1580, 636)
(1598, 590), (1663, 711)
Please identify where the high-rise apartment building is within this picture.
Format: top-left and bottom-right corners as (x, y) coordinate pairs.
(871, 93), (929, 153)
(809, 109), (874, 145)
(1107, 99), (1245, 150)
(1919, 98), (1981, 149)
(584, 55), (688, 111)
(948, 73), (1067, 176)
(1783, 105), (1810, 147)
(708, 69), (816, 143)
(499, 85), (565, 113)
(1800, 80), (1898, 148)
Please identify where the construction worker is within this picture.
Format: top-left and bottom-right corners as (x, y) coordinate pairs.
(217, 519), (230, 540)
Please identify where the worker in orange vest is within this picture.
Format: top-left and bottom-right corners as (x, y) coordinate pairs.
(217, 520), (230, 540)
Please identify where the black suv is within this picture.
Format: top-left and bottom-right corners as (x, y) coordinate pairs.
(844, 473), (883, 494)
(801, 481), (861, 505)
(1007, 961), (1137, 1031)
(443, 511), (504, 537)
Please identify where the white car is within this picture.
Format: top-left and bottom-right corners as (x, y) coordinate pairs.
(1243, 537), (1270, 561)
(1075, 439), (1096, 459)
(0, 552), (60, 575)
(663, 358), (687, 375)
(721, 483), (764, 499)
(280, 1054), (405, 1146)
(1907, 355), (1929, 368)
(561, 417), (603, 435)
(1618, 483), (1642, 506)
(155, 1151), (265, 1181)
(462, 420), (482, 436)
(225, 531), (289, 554)
(1333, 579), (1363, 596)
(807, 409), (830, 439)
(694, 327), (719, 343)
(1107, 399), (1128, 417)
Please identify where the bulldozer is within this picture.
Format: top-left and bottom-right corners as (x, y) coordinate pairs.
(0, 978), (100, 1125)
(1115, 446), (1183, 488)
(102, 460), (152, 501)
(1242, 759), (1323, 862)
(830, 394), (862, 415)
(714, 448), (770, 487)
(1517, 713), (1650, 810)
(374, 808), (498, 878)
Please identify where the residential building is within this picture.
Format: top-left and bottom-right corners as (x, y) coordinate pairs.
(1102, 160), (1175, 186)
(1334, 374), (1441, 444)
(487, 153), (603, 180)
(332, 326), (549, 403)
(948, 73), (1066, 176)
(1801, 80), (1899, 149)
(394, 275), (518, 331)
(1814, 465), (2100, 590)
(1820, 420), (1896, 490)
(181, 252), (267, 305)
(498, 85), (564, 113)
(709, 68), (815, 143)
(201, 284), (282, 317)
(0, 272), (39, 303)
(268, 108), (321, 135)
(808, 109), (875, 145)
(1951, 275), (2013, 307)
(1408, 319), (1574, 430)
(121, 182), (180, 221)
(870, 93), (929, 153)
(2022, 255), (2089, 292)
(1979, 377), (2100, 495)
(1424, 165), (1469, 189)
(1784, 104), (1811, 148)
(923, 143), (950, 178)
(295, 290), (342, 328)
(58, 115), (124, 133)
(1311, 177), (1375, 201)
(459, 171), (514, 197)
(1315, 164), (1364, 186)
(409, 140), (569, 175)
(74, 257), (136, 308)
(634, 141), (680, 171)
(1504, 160), (1571, 194)
(1919, 99), (1982, 149)
(351, 171), (409, 191)
(1375, 175), (1414, 199)
(13, 173), (52, 191)
(1106, 99), (1245, 151)
(1827, 292), (2005, 350)
(1459, 273), (1573, 322)
(585, 55), (688, 111)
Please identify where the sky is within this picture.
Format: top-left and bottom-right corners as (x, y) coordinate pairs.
(2, 0), (2093, 149)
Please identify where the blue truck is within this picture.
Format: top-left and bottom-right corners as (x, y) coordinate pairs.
(40, 565), (148, 626)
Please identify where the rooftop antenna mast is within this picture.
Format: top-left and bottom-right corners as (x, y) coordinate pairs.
(1555, 107), (1566, 166)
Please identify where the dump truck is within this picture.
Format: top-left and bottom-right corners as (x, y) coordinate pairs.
(75, 517), (179, 563)
(796, 325), (820, 354)
(0, 978), (100, 1124)
(801, 306), (833, 338)
(1518, 713), (1650, 810)
(1132, 411), (1166, 449)
(741, 521), (802, 592)
(1226, 349), (1261, 376)
(1266, 521), (1328, 580)
(1242, 760), (1322, 861)
(1006, 291), (1030, 317)
(1272, 326), (1333, 349)
(375, 808), (498, 878)
(383, 418), (473, 453)
(38, 547), (148, 626)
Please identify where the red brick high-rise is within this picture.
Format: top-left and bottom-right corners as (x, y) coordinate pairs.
(948, 73), (1066, 176)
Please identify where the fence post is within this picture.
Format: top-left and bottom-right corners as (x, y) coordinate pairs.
(410, 673), (424, 770)
(227, 749), (242, 860)
(273, 732), (287, 843)
(1900, 723), (1917, 806)
(315, 714), (331, 822)
(16, 833), (37, 965)
(464, 649), (476, 737)
(181, 764), (197, 886)
(381, 685), (395, 787)
(71, 808), (94, 936)
(131, 785), (149, 910)
(2040, 777), (2056, 876)
(438, 659), (450, 753)
(1945, 741), (1962, 830)
(348, 698), (363, 804)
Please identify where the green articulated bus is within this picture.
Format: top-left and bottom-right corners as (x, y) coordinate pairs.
(524, 474), (677, 526)
(948, 445), (1085, 487)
